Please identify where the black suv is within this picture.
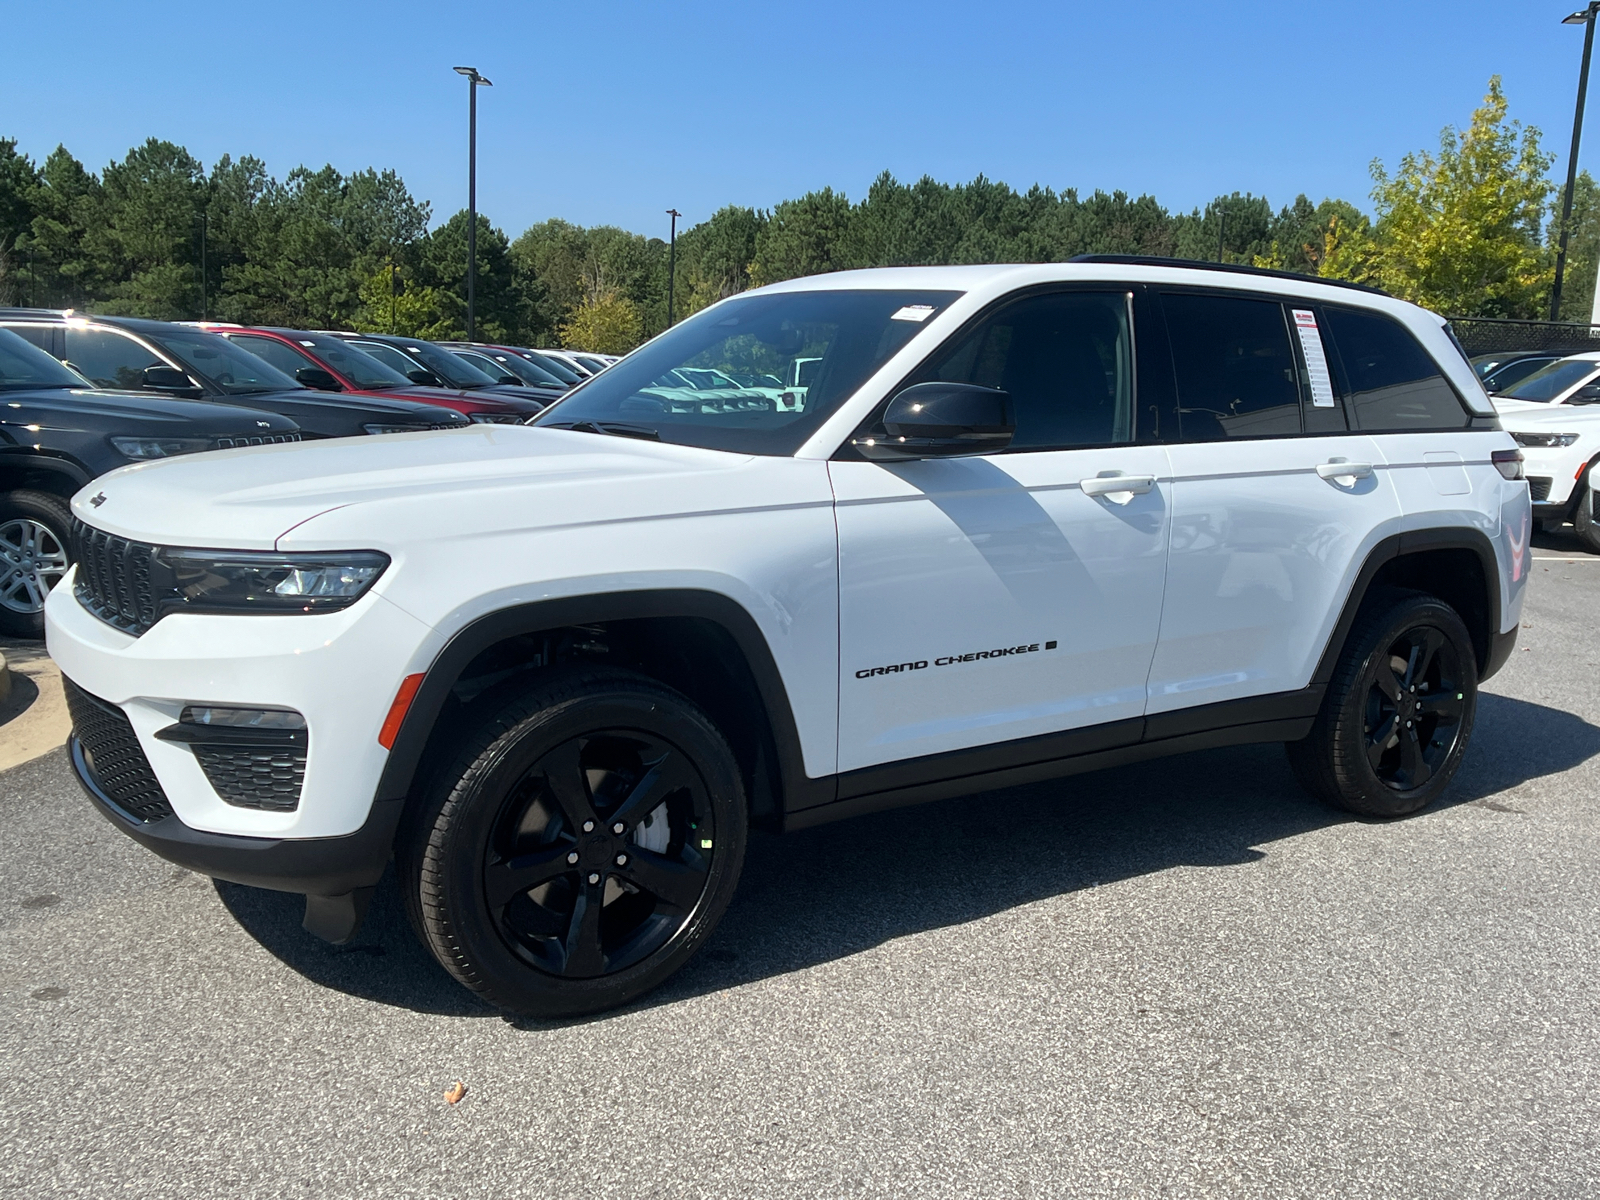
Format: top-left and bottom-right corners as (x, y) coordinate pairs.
(0, 312), (470, 439)
(0, 328), (302, 636)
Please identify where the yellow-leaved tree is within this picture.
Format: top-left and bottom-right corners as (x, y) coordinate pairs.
(1322, 78), (1553, 317)
(558, 292), (642, 355)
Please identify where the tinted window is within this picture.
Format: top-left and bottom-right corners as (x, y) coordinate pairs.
(146, 326), (301, 395)
(922, 290), (1133, 448)
(0, 328), (89, 389)
(1323, 307), (1467, 429)
(523, 351), (582, 384)
(229, 334), (315, 378)
(1498, 358), (1600, 403)
(1481, 356), (1556, 394)
(349, 342), (420, 379)
(62, 328), (165, 390)
(534, 289), (961, 455)
(310, 338), (410, 389)
(1163, 293), (1301, 439)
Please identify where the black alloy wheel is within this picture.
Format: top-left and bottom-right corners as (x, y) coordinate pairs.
(485, 730), (716, 979)
(1361, 624), (1467, 792)
(1288, 589), (1478, 818)
(403, 667), (747, 1018)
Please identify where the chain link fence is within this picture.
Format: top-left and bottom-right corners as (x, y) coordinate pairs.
(1447, 317), (1600, 357)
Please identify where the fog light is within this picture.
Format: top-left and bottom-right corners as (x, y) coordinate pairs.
(181, 706), (306, 730)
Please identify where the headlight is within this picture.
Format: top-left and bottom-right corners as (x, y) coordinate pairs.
(159, 549), (389, 615)
(110, 436), (214, 459)
(1511, 431), (1579, 448)
(469, 412), (525, 424)
(363, 422), (428, 435)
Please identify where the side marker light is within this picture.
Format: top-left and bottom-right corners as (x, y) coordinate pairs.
(378, 673), (425, 749)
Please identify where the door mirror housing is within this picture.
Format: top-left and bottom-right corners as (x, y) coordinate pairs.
(294, 366), (342, 391)
(141, 365), (200, 395)
(405, 368), (441, 386)
(1570, 382), (1600, 404)
(853, 382), (1014, 461)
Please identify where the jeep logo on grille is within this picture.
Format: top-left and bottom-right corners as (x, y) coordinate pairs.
(89, 492), (107, 508)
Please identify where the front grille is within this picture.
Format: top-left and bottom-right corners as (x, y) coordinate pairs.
(191, 743), (305, 812)
(1529, 476), (1552, 502)
(69, 518), (159, 635)
(213, 432), (301, 450)
(63, 678), (172, 822)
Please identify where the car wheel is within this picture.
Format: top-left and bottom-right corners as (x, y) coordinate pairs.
(0, 490), (72, 639)
(401, 666), (748, 1018)
(1287, 589), (1477, 818)
(1573, 484), (1600, 554)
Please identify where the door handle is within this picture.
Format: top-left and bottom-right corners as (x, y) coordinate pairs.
(1080, 473), (1156, 503)
(1315, 460), (1373, 482)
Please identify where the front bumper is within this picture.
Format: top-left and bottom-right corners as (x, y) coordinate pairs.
(69, 734), (401, 897)
(45, 574), (439, 840)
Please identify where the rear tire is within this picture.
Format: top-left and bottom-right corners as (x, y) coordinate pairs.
(400, 666), (747, 1018)
(1573, 484), (1600, 554)
(0, 490), (72, 638)
(1287, 589), (1477, 818)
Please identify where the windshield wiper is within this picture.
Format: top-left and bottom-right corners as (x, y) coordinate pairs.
(545, 420), (661, 441)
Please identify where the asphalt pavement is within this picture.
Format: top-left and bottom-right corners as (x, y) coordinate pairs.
(4, 531), (1600, 1198)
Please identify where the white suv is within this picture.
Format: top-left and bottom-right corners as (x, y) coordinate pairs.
(48, 259), (1531, 1017)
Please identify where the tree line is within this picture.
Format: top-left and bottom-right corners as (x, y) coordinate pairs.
(0, 77), (1595, 354)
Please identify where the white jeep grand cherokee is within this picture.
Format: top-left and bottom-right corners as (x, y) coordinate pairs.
(49, 259), (1531, 1016)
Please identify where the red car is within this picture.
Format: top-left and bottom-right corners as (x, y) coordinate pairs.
(192, 325), (544, 423)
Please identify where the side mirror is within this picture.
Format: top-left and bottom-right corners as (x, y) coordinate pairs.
(406, 368), (441, 386)
(1571, 383), (1600, 404)
(294, 366), (342, 391)
(141, 365), (200, 394)
(852, 382), (1014, 461)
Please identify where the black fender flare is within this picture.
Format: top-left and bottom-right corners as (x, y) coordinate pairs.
(373, 589), (832, 811)
(0, 451), (93, 493)
(1310, 527), (1504, 687)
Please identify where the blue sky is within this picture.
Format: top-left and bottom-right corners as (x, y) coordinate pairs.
(2, 1), (1591, 241)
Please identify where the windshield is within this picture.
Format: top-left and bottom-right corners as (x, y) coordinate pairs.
(304, 337), (413, 389)
(1500, 359), (1600, 401)
(521, 351), (583, 384)
(150, 326), (301, 394)
(460, 349), (563, 387)
(0, 328), (90, 390)
(533, 288), (962, 454)
(402, 341), (498, 387)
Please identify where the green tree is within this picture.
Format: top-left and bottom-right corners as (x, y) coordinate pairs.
(559, 292), (642, 354)
(353, 265), (454, 338)
(416, 209), (525, 341)
(1550, 171), (1600, 322)
(1333, 78), (1553, 316)
(0, 139), (38, 304)
(749, 187), (855, 285)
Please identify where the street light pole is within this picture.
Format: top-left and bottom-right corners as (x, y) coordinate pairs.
(1553, 4), (1600, 322)
(453, 66), (493, 341)
(666, 209), (681, 328)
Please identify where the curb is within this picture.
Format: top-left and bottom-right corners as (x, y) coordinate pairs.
(0, 650), (10, 708)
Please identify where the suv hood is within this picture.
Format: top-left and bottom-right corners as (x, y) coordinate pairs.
(0, 387), (298, 435)
(1496, 401), (1600, 429)
(71, 425), (755, 549)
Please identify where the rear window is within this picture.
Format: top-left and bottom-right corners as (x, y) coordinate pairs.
(1323, 307), (1467, 429)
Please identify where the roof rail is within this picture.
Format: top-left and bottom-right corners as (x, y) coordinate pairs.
(1067, 255), (1390, 297)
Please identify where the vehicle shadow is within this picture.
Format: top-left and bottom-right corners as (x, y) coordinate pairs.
(216, 692), (1600, 1021)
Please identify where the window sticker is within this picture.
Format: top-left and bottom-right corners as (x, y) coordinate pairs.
(890, 304), (937, 322)
(1292, 308), (1337, 407)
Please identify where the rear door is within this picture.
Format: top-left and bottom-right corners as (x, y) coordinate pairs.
(831, 287), (1172, 773)
(1144, 290), (1402, 717)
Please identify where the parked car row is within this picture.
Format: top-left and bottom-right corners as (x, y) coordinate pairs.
(0, 305), (614, 635)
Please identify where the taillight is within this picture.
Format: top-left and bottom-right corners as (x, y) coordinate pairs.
(1492, 448), (1525, 481)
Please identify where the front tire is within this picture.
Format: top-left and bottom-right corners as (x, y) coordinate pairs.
(1288, 590), (1477, 818)
(401, 667), (748, 1018)
(1573, 483), (1600, 554)
(0, 490), (72, 638)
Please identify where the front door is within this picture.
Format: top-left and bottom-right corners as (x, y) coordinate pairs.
(831, 288), (1172, 774)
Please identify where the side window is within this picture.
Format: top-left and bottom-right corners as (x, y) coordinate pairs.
(923, 290), (1134, 449)
(1322, 307), (1468, 430)
(352, 342), (419, 377)
(229, 334), (314, 378)
(1162, 292), (1302, 439)
(61, 328), (164, 390)
(3, 324), (55, 355)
